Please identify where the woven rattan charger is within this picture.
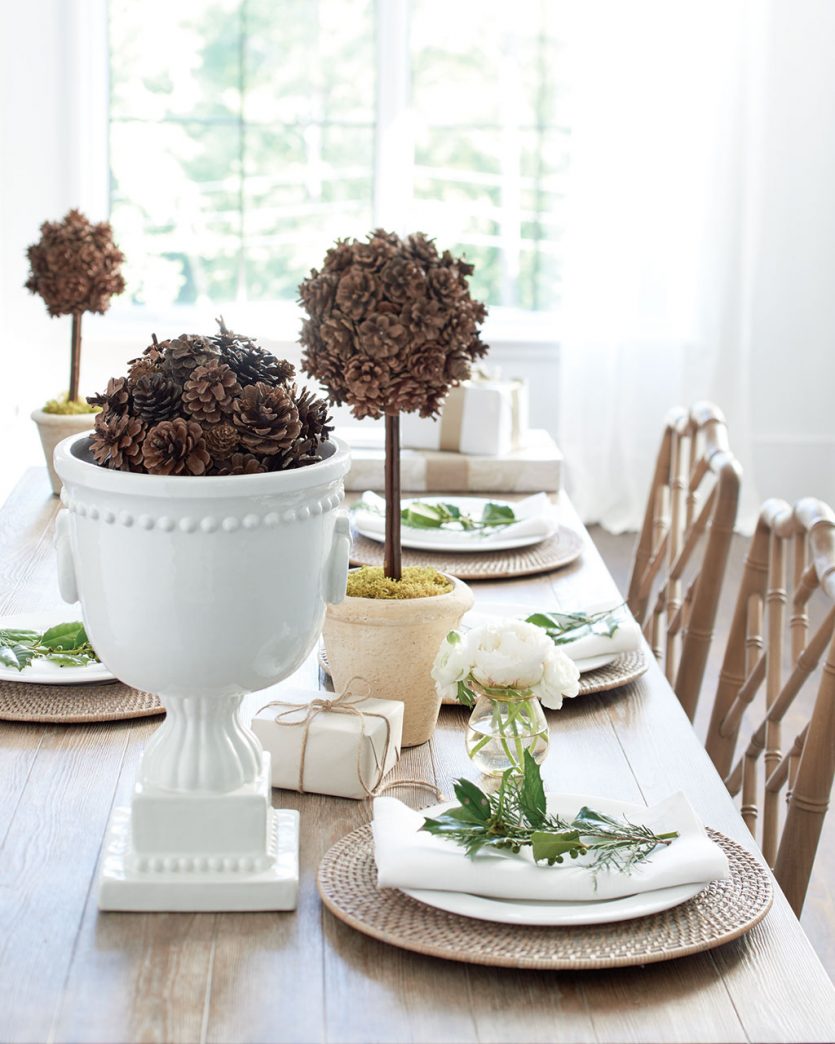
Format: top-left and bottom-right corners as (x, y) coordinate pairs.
(318, 825), (773, 970)
(349, 526), (583, 581)
(0, 678), (162, 724)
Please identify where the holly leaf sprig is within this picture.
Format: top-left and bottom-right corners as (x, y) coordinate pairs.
(421, 751), (678, 876)
(0, 622), (100, 672)
(525, 605), (624, 646)
(400, 500), (517, 532)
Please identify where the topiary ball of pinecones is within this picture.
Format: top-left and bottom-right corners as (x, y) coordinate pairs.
(298, 229), (489, 420)
(25, 209), (126, 317)
(87, 320), (332, 476)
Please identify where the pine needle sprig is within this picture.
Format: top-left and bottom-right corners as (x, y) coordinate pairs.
(421, 751), (678, 879)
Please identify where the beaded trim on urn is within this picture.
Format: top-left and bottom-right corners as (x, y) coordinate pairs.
(62, 490), (344, 531)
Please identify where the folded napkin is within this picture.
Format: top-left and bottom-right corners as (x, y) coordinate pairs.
(557, 606), (643, 663)
(353, 491), (556, 548)
(373, 792), (729, 902)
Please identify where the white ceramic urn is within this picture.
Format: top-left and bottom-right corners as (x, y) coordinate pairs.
(54, 432), (351, 911)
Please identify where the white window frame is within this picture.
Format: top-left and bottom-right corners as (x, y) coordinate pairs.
(72, 0), (562, 352)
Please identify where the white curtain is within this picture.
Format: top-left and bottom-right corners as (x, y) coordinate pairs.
(558, 0), (835, 533)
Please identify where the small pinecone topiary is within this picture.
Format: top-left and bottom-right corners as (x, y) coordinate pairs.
(87, 376), (131, 415)
(182, 361), (240, 425)
(143, 418), (211, 476)
(223, 343), (295, 388)
(232, 383), (301, 457)
(90, 411), (146, 471)
(213, 452), (267, 476)
(163, 334), (219, 384)
(203, 421), (239, 460)
(132, 373), (182, 425)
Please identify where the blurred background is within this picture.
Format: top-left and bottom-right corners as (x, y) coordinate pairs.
(1, 0), (834, 524)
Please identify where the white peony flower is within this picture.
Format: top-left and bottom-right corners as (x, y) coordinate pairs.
(464, 619), (553, 689)
(431, 631), (473, 699)
(534, 646), (581, 709)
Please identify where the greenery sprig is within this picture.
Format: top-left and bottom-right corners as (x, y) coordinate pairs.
(0, 622), (100, 672)
(422, 751), (678, 876)
(525, 605), (624, 645)
(400, 500), (516, 532)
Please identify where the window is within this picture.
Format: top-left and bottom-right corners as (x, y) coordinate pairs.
(108, 0), (569, 314)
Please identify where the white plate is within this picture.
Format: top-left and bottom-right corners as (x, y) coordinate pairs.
(402, 794), (706, 926)
(461, 602), (619, 674)
(353, 496), (557, 553)
(0, 612), (115, 686)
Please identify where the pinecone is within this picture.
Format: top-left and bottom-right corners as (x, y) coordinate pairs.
(203, 422), (239, 460)
(87, 376), (130, 415)
(162, 334), (220, 384)
(182, 362), (240, 424)
(132, 373), (182, 424)
(232, 383), (301, 457)
(127, 338), (166, 385)
(223, 343), (295, 388)
(295, 386), (333, 446)
(380, 256), (425, 303)
(89, 411), (146, 471)
(357, 314), (407, 358)
(143, 418), (211, 476)
(213, 452), (267, 476)
(335, 266), (376, 320)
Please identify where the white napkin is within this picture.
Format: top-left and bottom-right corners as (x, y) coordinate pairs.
(372, 792), (729, 902)
(557, 607), (643, 663)
(353, 491), (556, 547)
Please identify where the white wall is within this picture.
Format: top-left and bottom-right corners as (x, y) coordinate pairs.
(746, 0), (835, 509)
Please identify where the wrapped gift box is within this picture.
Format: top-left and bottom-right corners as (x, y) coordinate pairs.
(339, 427), (563, 494)
(400, 375), (529, 457)
(251, 686), (403, 800)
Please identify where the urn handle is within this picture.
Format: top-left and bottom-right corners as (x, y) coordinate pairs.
(324, 511), (351, 605)
(55, 509), (79, 604)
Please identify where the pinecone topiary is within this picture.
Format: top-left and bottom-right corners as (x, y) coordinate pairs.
(299, 229), (488, 421)
(182, 362), (240, 425)
(143, 418), (211, 476)
(132, 373), (182, 425)
(203, 421), (239, 461)
(25, 209), (125, 317)
(90, 411), (146, 471)
(87, 376), (131, 415)
(163, 334), (220, 384)
(213, 452), (267, 476)
(223, 343), (295, 388)
(232, 383), (301, 457)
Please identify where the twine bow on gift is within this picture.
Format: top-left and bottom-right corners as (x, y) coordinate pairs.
(258, 678), (444, 802)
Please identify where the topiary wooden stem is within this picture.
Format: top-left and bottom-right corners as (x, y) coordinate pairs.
(384, 413), (402, 581)
(69, 313), (82, 403)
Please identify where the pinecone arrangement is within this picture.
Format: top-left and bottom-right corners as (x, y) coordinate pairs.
(298, 229), (488, 419)
(87, 321), (332, 476)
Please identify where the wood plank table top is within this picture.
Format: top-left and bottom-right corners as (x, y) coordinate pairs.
(0, 468), (833, 1044)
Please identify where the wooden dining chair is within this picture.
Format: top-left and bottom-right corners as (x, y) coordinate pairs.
(705, 497), (835, 914)
(627, 402), (741, 720)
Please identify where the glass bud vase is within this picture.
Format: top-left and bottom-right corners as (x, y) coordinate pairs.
(465, 687), (550, 776)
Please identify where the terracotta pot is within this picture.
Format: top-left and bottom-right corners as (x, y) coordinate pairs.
(323, 574), (474, 746)
(31, 409), (97, 495)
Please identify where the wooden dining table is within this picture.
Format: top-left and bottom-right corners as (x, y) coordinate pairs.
(1, 468), (834, 1044)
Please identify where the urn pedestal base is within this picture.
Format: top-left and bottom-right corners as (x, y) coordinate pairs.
(98, 806), (299, 911)
(97, 755), (299, 911)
